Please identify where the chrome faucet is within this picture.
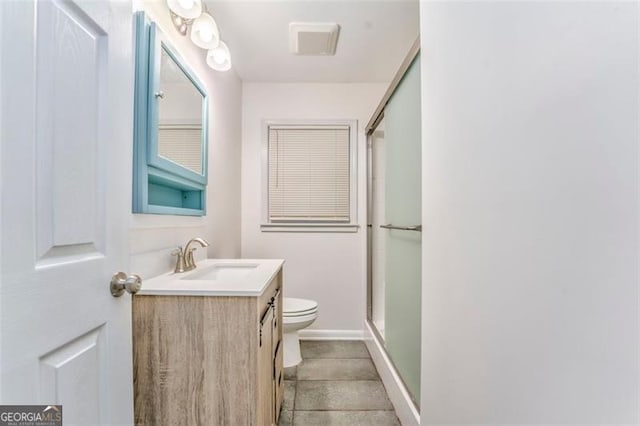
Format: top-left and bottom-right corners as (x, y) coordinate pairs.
(172, 237), (210, 273)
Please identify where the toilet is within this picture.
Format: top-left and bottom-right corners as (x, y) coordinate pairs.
(283, 297), (318, 368)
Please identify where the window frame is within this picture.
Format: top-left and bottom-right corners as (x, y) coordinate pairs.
(261, 119), (359, 233)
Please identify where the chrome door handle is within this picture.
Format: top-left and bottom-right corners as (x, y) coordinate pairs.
(154, 91), (165, 99)
(110, 272), (142, 297)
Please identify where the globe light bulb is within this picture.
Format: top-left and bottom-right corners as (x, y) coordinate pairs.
(177, 0), (194, 10)
(190, 13), (220, 50)
(206, 41), (231, 71)
(213, 50), (226, 64)
(166, 0), (202, 19)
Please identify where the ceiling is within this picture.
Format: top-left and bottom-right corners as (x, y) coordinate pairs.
(204, 0), (419, 83)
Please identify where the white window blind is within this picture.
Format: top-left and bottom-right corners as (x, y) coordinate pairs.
(268, 125), (351, 222)
(158, 125), (202, 174)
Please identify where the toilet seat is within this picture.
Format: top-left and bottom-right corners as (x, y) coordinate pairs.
(283, 298), (318, 317)
(282, 297), (319, 368)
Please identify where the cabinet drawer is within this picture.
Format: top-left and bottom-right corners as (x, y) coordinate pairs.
(258, 277), (279, 319)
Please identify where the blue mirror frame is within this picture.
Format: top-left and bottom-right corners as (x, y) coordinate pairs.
(133, 11), (209, 216)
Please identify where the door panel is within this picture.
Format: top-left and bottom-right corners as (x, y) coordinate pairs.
(39, 327), (106, 424)
(370, 123), (387, 339)
(36, 0), (107, 261)
(36, 1), (108, 266)
(259, 306), (274, 425)
(384, 54), (422, 405)
(1, 0), (133, 424)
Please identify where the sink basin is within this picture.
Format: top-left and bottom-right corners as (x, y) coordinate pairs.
(182, 263), (259, 281)
(137, 258), (284, 296)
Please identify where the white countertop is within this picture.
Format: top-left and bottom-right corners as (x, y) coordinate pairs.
(136, 258), (284, 297)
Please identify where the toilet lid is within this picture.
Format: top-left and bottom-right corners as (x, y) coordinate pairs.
(283, 297), (318, 316)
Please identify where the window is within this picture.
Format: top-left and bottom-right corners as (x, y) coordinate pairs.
(262, 121), (358, 232)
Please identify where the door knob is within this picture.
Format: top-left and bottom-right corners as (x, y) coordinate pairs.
(110, 272), (142, 297)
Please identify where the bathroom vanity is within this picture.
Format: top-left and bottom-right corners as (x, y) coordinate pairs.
(132, 259), (284, 425)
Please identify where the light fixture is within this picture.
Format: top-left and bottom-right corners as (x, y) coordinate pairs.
(190, 13), (220, 50)
(206, 41), (231, 71)
(167, 0), (202, 19)
(166, 0), (232, 72)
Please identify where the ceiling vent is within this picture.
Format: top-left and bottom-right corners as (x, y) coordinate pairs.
(289, 22), (340, 56)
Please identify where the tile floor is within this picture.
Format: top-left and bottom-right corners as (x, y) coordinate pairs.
(278, 340), (400, 426)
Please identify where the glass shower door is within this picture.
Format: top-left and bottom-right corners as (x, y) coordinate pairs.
(383, 54), (422, 405)
(370, 119), (387, 339)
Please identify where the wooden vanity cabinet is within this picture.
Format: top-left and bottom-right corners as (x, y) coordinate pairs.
(132, 270), (283, 425)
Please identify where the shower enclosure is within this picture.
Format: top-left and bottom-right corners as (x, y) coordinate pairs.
(366, 42), (421, 408)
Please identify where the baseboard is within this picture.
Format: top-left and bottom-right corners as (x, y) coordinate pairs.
(298, 329), (365, 340)
(364, 321), (420, 426)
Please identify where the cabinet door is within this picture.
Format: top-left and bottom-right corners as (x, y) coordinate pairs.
(272, 289), (284, 419)
(259, 304), (274, 425)
(274, 338), (284, 420)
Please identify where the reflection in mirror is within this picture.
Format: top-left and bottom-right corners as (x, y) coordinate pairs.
(157, 46), (204, 174)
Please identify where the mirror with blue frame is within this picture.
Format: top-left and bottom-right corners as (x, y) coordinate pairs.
(133, 11), (209, 216)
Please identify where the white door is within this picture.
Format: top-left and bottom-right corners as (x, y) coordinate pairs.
(0, 0), (135, 425)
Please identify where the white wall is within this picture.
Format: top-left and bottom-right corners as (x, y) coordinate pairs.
(420, 1), (638, 424)
(241, 83), (386, 334)
(130, 1), (242, 278)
